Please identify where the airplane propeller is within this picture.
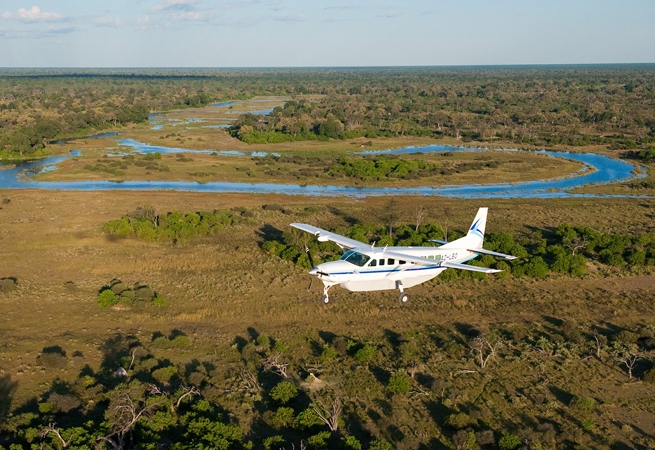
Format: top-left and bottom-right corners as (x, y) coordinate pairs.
(305, 244), (315, 291)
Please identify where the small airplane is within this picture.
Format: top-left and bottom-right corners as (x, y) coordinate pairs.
(291, 207), (516, 305)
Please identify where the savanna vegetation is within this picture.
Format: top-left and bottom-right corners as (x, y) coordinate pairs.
(2, 66), (655, 158)
(2, 66), (655, 449)
(3, 193), (655, 449)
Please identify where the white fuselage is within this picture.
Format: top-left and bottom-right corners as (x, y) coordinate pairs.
(310, 245), (478, 292)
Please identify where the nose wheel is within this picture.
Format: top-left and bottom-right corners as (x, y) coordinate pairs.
(320, 285), (332, 305)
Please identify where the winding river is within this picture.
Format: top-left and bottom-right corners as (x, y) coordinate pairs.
(0, 137), (645, 198)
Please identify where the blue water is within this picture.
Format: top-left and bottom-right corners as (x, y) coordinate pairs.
(0, 141), (645, 198)
(211, 102), (234, 107)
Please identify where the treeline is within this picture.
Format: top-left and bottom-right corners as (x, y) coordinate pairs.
(102, 207), (242, 243)
(2, 319), (654, 449)
(264, 222), (655, 278)
(229, 66), (655, 151)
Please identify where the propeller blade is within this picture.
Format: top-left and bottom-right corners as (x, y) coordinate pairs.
(304, 244), (316, 268)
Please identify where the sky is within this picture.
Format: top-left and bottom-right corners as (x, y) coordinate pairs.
(0, 0), (653, 67)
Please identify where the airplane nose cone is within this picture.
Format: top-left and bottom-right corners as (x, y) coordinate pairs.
(309, 267), (319, 276)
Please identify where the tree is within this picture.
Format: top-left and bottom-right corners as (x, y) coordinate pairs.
(414, 205), (428, 232)
(383, 199), (399, 237)
(270, 380), (298, 404)
(310, 393), (342, 434)
(469, 337), (502, 368)
(99, 382), (166, 450)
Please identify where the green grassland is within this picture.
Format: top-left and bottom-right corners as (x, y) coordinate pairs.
(34, 144), (586, 188)
(2, 190), (655, 449)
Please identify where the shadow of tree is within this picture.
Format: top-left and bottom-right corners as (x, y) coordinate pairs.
(0, 374), (18, 420)
(256, 224), (283, 246)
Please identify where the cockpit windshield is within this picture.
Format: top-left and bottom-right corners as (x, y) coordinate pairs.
(339, 250), (371, 267)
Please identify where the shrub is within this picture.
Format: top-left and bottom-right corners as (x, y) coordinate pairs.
(171, 335), (190, 348)
(581, 418), (595, 432)
(36, 352), (67, 369)
(135, 285), (155, 301)
(256, 334), (271, 349)
(369, 439), (394, 450)
(570, 395), (595, 413)
(152, 366), (178, 384)
(322, 345), (338, 360)
(307, 431), (331, 450)
(270, 381), (298, 404)
(388, 371), (411, 395)
(0, 277), (17, 292)
(48, 393), (81, 413)
(262, 436), (285, 450)
(270, 407), (294, 429)
(293, 408), (323, 430)
(152, 294), (166, 307)
(644, 368), (655, 384)
(354, 344), (377, 363)
(498, 433), (522, 450)
(98, 289), (119, 308)
(340, 436), (362, 450)
(445, 412), (471, 430)
(524, 256), (549, 278)
(151, 336), (172, 349)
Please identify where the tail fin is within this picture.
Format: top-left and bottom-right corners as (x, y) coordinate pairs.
(464, 207), (488, 248)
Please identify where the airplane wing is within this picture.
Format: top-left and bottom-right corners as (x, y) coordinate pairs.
(381, 250), (503, 273)
(290, 223), (368, 250)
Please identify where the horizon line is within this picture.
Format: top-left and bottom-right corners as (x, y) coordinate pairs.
(1, 62), (655, 71)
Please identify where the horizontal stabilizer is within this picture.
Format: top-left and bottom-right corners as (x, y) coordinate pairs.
(467, 247), (517, 260)
(441, 261), (503, 273)
(429, 239), (448, 245)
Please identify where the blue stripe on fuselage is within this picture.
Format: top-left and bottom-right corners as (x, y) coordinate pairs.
(322, 254), (480, 276)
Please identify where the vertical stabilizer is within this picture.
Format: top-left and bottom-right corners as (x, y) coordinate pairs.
(464, 207), (488, 248)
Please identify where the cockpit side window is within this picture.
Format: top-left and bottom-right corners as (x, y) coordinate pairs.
(340, 250), (371, 267)
(369, 259), (377, 267)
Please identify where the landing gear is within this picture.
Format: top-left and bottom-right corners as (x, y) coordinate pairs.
(320, 285), (332, 305)
(396, 281), (409, 306)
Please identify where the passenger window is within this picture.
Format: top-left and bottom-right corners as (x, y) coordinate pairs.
(379, 259), (385, 266)
(369, 259), (377, 267)
(399, 260), (406, 265)
(388, 259), (395, 265)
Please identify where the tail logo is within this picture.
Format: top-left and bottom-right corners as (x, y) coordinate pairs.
(469, 219), (484, 239)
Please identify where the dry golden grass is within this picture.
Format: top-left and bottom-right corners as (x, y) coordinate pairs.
(2, 190), (655, 410)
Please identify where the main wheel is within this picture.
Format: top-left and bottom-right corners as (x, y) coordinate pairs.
(398, 292), (409, 305)
(321, 294), (330, 305)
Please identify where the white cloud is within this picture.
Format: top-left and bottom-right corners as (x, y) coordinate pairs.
(170, 11), (212, 21)
(138, 15), (155, 29)
(94, 17), (123, 28)
(44, 25), (75, 34)
(379, 11), (401, 18)
(3, 6), (63, 23)
(274, 13), (306, 22)
(154, 0), (199, 13)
